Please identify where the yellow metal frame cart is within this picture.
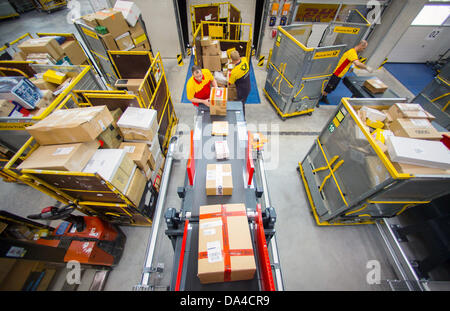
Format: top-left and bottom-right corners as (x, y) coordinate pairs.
(34, 0), (66, 13)
(318, 9), (371, 50)
(0, 63), (102, 181)
(298, 97), (450, 226)
(190, 2), (241, 40)
(192, 20), (252, 67)
(264, 25), (346, 120)
(4, 94), (156, 226)
(73, 14), (153, 87)
(108, 51), (178, 154)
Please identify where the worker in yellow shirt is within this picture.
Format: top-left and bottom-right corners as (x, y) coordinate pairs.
(229, 50), (251, 118)
(186, 65), (218, 110)
(320, 40), (373, 105)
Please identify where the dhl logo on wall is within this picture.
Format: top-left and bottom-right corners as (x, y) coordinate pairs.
(294, 4), (342, 23)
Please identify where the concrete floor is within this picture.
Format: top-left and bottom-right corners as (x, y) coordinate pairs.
(0, 7), (407, 291)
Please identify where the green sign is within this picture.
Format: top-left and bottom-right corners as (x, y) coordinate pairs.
(328, 123), (336, 133)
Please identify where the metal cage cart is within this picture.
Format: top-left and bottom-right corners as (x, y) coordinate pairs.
(134, 102), (284, 291)
(0, 0), (19, 20)
(0, 32), (97, 83)
(190, 2), (241, 39)
(0, 62), (102, 182)
(107, 51), (178, 154)
(8, 0), (35, 14)
(192, 20), (252, 67)
(33, 0), (66, 13)
(318, 8), (371, 50)
(298, 97), (450, 226)
(4, 93), (158, 226)
(73, 15), (153, 88)
(0, 33), (33, 59)
(264, 25), (346, 120)
(413, 70), (450, 131)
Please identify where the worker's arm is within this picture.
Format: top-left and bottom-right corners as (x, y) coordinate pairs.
(187, 80), (210, 106)
(191, 97), (210, 106)
(212, 79), (218, 88)
(353, 60), (373, 72)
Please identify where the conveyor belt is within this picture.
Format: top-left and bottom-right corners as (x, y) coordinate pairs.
(170, 102), (264, 291)
(343, 75), (400, 98)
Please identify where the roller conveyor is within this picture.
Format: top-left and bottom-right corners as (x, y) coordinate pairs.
(134, 102), (283, 291)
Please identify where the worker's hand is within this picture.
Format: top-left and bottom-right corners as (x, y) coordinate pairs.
(366, 66), (374, 73)
(203, 99), (210, 107)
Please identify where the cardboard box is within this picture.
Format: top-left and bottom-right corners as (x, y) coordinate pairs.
(26, 105), (114, 145)
(0, 77), (42, 110)
(382, 109), (394, 123)
(386, 136), (450, 170)
(390, 118), (442, 140)
(210, 87), (227, 116)
(60, 40), (87, 65)
(390, 155), (450, 175)
(215, 140), (229, 160)
(18, 37), (64, 60)
(363, 78), (388, 94)
(98, 123), (123, 148)
(227, 85), (237, 101)
(387, 103), (435, 120)
(34, 91), (53, 109)
(119, 142), (151, 171)
(198, 203), (256, 284)
(13, 50), (26, 61)
(83, 149), (135, 193)
(125, 168), (147, 206)
(30, 78), (58, 91)
(95, 9), (129, 38)
(212, 121), (229, 136)
(0, 260), (40, 291)
(100, 33), (119, 50)
(0, 100), (15, 117)
(206, 163), (233, 196)
(117, 107), (158, 141)
(202, 40), (221, 56)
(202, 55), (222, 72)
(114, 78), (144, 94)
(129, 22), (147, 45)
(130, 42), (150, 51)
(220, 51), (228, 64)
(17, 141), (100, 172)
(82, 13), (98, 28)
(360, 106), (386, 122)
(43, 69), (67, 85)
(0, 258), (16, 286)
(115, 32), (135, 51)
(114, 0), (142, 27)
(200, 36), (212, 46)
(26, 53), (56, 65)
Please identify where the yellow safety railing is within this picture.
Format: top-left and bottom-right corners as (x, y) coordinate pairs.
(0, 65), (95, 130)
(193, 20), (252, 65)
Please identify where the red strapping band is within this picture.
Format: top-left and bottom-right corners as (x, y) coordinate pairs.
(221, 204), (231, 282)
(199, 210), (246, 220)
(199, 206), (250, 282)
(198, 248), (254, 259)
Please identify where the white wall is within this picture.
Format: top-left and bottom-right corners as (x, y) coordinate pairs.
(132, 0), (181, 58)
(387, 26), (450, 63)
